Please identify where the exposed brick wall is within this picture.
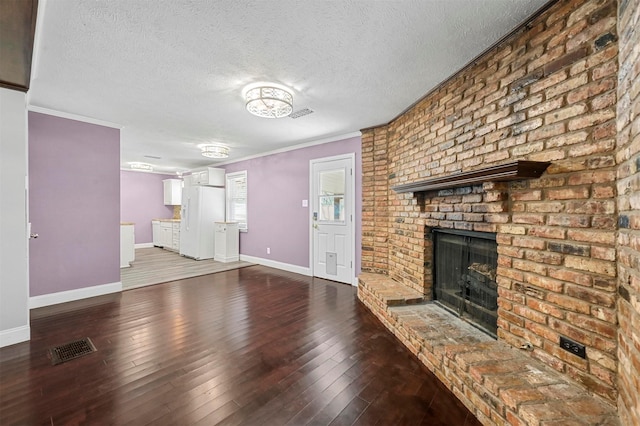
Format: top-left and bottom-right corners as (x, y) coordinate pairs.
(361, 127), (390, 274)
(361, 0), (620, 403)
(616, 0), (640, 423)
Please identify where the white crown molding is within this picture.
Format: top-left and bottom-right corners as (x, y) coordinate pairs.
(29, 281), (122, 309)
(0, 325), (31, 348)
(120, 168), (179, 177)
(213, 131), (362, 167)
(27, 105), (123, 129)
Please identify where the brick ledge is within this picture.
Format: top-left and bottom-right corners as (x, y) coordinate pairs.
(357, 273), (619, 426)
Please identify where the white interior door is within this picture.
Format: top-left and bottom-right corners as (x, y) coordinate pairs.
(311, 154), (354, 285)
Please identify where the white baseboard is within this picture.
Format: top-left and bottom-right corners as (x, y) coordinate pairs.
(240, 255), (359, 285)
(240, 255), (312, 276)
(29, 281), (122, 309)
(0, 325), (31, 348)
(135, 243), (154, 249)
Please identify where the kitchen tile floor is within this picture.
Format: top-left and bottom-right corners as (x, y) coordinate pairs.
(121, 247), (254, 290)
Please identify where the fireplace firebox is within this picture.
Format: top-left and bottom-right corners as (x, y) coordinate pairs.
(433, 229), (498, 337)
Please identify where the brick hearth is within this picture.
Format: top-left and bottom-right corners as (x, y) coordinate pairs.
(358, 274), (618, 425)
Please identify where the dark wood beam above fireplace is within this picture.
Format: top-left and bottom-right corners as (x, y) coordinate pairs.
(391, 160), (551, 194)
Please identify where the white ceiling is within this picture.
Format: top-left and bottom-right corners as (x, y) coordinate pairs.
(29, 0), (552, 174)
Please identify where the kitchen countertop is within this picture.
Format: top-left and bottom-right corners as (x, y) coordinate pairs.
(120, 222), (135, 226)
(153, 218), (181, 222)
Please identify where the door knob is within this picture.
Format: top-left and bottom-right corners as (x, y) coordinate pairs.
(30, 233), (39, 239)
(313, 224), (318, 229)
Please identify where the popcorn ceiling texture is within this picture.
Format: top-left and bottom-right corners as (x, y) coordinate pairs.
(33, 0), (550, 172)
(360, 0), (640, 423)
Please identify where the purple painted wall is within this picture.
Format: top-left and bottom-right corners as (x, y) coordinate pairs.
(28, 112), (120, 297)
(223, 136), (362, 274)
(121, 170), (175, 243)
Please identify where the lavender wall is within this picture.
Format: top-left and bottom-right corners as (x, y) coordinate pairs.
(121, 170), (175, 243)
(223, 136), (362, 273)
(28, 112), (120, 297)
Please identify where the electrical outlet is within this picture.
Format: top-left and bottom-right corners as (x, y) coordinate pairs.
(266, 247), (270, 254)
(560, 336), (586, 359)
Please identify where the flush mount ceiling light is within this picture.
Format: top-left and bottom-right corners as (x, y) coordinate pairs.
(200, 144), (230, 159)
(245, 85), (293, 118)
(129, 162), (153, 172)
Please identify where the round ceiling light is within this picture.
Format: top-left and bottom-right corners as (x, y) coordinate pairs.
(129, 162), (153, 171)
(245, 85), (293, 118)
(200, 144), (230, 159)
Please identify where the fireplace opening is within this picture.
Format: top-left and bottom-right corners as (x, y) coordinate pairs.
(433, 229), (498, 338)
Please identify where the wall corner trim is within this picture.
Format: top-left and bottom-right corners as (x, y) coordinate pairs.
(0, 325), (31, 348)
(29, 281), (122, 309)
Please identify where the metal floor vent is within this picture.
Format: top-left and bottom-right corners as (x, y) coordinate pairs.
(49, 337), (96, 365)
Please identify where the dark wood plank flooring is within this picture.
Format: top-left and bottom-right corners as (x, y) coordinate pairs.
(0, 266), (481, 425)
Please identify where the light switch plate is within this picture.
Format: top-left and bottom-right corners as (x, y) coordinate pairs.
(302, 199), (308, 207)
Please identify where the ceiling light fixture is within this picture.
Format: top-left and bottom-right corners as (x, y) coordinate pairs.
(129, 162), (153, 172)
(245, 85), (293, 118)
(200, 144), (230, 159)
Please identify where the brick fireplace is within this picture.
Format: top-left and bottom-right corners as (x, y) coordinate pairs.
(359, 0), (640, 424)
(432, 228), (499, 337)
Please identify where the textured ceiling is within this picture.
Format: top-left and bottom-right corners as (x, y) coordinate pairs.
(29, 0), (552, 174)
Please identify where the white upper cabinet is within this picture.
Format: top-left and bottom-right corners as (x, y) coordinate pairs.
(189, 167), (225, 187)
(163, 179), (182, 205)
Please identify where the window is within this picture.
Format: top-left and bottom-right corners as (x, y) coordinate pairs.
(226, 170), (247, 231)
(318, 168), (345, 222)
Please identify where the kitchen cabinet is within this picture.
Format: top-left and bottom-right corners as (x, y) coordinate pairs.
(189, 167), (225, 186)
(163, 179), (182, 205)
(158, 220), (180, 251)
(160, 222), (172, 249)
(215, 222), (239, 262)
(171, 222), (180, 251)
(120, 223), (135, 268)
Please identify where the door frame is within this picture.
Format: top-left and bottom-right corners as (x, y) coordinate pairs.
(309, 153), (356, 286)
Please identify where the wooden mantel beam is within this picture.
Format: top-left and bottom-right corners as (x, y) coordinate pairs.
(391, 161), (551, 194)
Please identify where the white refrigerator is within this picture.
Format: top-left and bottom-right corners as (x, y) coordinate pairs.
(180, 184), (225, 260)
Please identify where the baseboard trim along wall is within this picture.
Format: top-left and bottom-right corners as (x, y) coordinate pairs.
(0, 325), (31, 348)
(29, 281), (123, 309)
(135, 243), (154, 249)
(240, 255), (311, 277)
(240, 255), (358, 285)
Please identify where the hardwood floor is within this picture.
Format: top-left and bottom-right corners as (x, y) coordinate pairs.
(121, 247), (254, 289)
(1, 266), (481, 425)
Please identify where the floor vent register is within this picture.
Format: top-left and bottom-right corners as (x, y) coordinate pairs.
(49, 337), (97, 365)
